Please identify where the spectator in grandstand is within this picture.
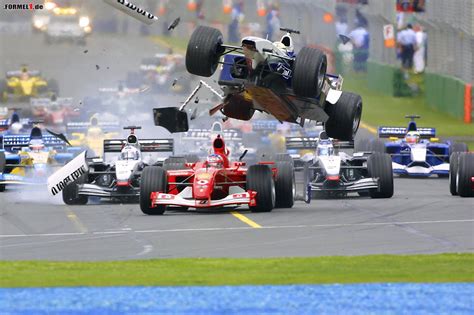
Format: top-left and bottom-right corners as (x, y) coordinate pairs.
(397, 23), (417, 70)
(265, 4), (281, 41)
(349, 18), (370, 72)
(228, 1), (244, 43)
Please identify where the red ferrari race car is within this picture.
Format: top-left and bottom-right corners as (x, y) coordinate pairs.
(139, 135), (295, 215)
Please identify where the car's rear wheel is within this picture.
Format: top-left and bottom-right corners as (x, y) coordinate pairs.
(247, 165), (275, 212)
(62, 175), (88, 205)
(275, 161), (295, 208)
(140, 166), (168, 215)
(293, 47), (327, 98)
(367, 153), (393, 198)
(370, 139), (386, 153)
(457, 153), (474, 197)
(186, 26), (223, 77)
(325, 91), (362, 141)
(449, 152), (460, 196)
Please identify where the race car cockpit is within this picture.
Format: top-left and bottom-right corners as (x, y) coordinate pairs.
(206, 154), (224, 168)
(405, 131), (421, 144)
(120, 146), (141, 161)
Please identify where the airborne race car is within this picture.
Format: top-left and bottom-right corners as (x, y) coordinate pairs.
(153, 27), (362, 141)
(59, 127), (175, 204)
(139, 134), (295, 215)
(449, 152), (474, 197)
(360, 116), (468, 177)
(287, 132), (393, 200)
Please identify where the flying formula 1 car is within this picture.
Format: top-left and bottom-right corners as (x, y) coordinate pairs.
(0, 125), (77, 191)
(139, 134), (295, 215)
(0, 66), (59, 103)
(449, 152), (474, 197)
(58, 126), (175, 204)
(153, 27), (362, 141)
(359, 116), (468, 177)
(287, 132), (394, 200)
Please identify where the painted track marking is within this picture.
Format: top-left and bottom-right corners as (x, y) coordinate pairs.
(230, 211), (262, 228)
(65, 207), (88, 233)
(360, 121), (377, 134)
(1, 218), (472, 239)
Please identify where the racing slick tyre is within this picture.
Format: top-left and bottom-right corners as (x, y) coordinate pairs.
(275, 153), (293, 163)
(449, 152), (461, 196)
(325, 92), (362, 141)
(47, 79), (59, 95)
(370, 139), (386, 153)
(186, 26), (223, 77)
(275, 161), (295, 208)
(140, 166), (167, 215)
(62, 175), (88, 205)
(0, 151), (5, 192)
(247, 165), (275, 212)
(457, 153), (474, 197)
(293, 47), (327, 98)
(450, 142), (468, 157)
(367, 153), (393, 198)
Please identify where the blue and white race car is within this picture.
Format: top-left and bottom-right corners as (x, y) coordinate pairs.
(0, 125), (79, 191)
(358, 115), (468, 177)
(153, 27), (362, 141)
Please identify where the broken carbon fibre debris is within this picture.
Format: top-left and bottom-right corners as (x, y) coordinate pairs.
(103, 0), (158, 25)
(168, 17), (180, 31)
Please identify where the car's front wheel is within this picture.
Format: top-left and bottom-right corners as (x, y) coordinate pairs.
(247, 165), (275, 212)
(63, 177), (88, 205)
(457, 153), (474, 197)
(140, 166), (168, 215)
(325, 91), (362, 141)
(367, 153), (394, 198)
(293, 47), (327, 98)
(185, 26), (223, 77)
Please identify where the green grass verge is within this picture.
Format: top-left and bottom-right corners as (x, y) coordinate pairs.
(344, 72), (474, 138)
(1, 254), (473, 287)
(149, 35), (188, 53)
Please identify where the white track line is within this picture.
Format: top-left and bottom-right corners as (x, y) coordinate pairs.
(0, 219), (473, 239)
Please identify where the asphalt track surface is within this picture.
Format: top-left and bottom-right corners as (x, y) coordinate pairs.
(1, 33), (473, 261)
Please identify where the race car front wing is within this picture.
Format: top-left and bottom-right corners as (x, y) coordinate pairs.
(308, 177), (379, 192)
(78, 183), (139, 198)
(151, 189), (257, 209)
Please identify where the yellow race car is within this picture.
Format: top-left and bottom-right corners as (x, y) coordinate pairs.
(0, 66), (59, 102)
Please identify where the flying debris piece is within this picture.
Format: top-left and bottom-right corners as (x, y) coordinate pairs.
(190, 108), (198, 120)
(194, 97), (199, 104)
(139, 86), (150, 93)
(46, 129), (72, 146)
(83, 49), (88, 53)
(103, 0), (159, 25)
(172, 78), (178, 87)
(168, 17), (180, 31)
(339, 34), (351, 45)
(106, 66), (110, 69)
(96, 65), (100, 70)
(222, 116), (229, 123)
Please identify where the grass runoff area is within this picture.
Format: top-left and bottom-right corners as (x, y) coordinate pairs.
(0, 254), (472, 287)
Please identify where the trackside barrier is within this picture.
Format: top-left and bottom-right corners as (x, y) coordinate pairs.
(465, 84), (472, 124)
(424, 72), (466, 121)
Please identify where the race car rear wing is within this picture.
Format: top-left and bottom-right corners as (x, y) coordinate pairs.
(6, 70), (41, 78)
(1, 134), (67, 151)
(285, 137), (354, 150)
(378, 127), (436, 139)
(66, 121), (120, 133)
(103, 139), (174, 153)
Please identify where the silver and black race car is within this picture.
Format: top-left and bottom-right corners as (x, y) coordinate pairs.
(287, 132), (394, 201)
(60, 126), (174, 204)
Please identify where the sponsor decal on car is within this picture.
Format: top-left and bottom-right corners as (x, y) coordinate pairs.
(103, 0), (158, 25)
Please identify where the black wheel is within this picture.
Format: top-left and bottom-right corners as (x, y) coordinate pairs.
(140, 166), (167, 215)
(325, 91), (362, 141)
(367, 153), (393, 198)
(457, 153), (474, 197)
(450, 142), (468, 157)
(370, 139), (386, 153)
(62, 175), (88, 205)
(246, 165), (275, 212)
(449, 152), (460, 196)
(185, 26), (223, 77)
(47, 79), (59, 95)
(0, 151), (5, 173)
(292, 47), (327, 98)
(275, 161), (295, 208)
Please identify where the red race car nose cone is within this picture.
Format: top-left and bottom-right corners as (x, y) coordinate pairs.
(326, 175), (340, 181)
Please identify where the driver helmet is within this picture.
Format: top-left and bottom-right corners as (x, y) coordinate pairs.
(405, 131), (420, 144)
(10, 122), (22, 134)
(206, 154), (224, 168)
(316, 140), (334, 156)
(120, 146), (140, 160)
(29, 139), (44, 152)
